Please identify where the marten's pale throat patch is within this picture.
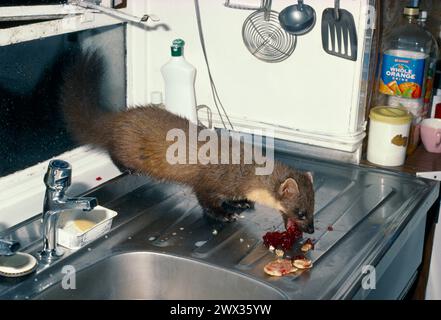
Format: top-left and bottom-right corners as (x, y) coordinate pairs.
(246, 189), (283, 211)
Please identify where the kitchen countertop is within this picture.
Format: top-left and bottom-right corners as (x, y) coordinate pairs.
(403, 145), (441, 174)
(0, 149), (439, 299)
(362, 144), (441, 175)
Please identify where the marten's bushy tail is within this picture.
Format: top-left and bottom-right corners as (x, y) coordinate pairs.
(60, 51), (112, 148)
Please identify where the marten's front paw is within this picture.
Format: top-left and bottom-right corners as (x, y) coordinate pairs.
(203, 207), (238, 223)
(221, 200), (254, 214)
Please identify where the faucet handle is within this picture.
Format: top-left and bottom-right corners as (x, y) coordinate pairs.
(44, 160), (72, 190)
(0, 239), (20, 256)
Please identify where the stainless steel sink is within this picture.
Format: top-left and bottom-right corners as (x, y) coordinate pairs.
(35, 251), (286, 300)
(0, 145), (439, 300)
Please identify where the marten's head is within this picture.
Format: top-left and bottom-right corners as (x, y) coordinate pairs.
(276, 172), (315, 234)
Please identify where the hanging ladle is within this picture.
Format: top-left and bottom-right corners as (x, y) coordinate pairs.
(278, 0), (316, 36)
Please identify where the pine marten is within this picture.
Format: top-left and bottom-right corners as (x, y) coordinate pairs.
(60, 52), (315, 234)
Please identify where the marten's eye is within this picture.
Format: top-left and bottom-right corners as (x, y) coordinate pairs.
(297, 210), (306, 220)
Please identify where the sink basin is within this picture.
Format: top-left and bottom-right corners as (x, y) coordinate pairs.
(35, 251), (286, 300)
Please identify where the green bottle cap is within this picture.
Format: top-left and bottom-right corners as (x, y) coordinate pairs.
(171, 39), (185, 57)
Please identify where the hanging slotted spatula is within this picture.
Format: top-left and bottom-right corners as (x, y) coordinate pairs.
(321, 0), (358, 61)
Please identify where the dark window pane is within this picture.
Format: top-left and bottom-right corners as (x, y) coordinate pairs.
(0, 25), (126, 177)
(0, 1), (67, 5)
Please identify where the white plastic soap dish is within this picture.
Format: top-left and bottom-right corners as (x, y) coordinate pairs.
(57, 205), (117, 250)
(0, 252), (38, 278)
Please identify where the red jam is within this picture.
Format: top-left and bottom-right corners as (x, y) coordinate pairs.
(263, 221), (303, 251)
(96, 176), (103, 181)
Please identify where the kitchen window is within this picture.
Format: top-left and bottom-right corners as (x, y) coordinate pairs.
(0, 1), (140, 230)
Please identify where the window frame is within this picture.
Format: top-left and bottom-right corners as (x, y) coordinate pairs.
(0, 3), (125, 230)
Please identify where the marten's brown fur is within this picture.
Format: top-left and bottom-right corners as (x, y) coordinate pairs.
(61, 52), (315, 233)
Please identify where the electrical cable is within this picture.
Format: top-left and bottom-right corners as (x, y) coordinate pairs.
(194, 0), (234, 130)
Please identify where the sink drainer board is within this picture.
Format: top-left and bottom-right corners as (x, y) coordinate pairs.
(140, 175), (393, 268)
(1, 151), (437, 300)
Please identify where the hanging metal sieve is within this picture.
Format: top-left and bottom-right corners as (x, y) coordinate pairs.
(242, 0), (297, 63)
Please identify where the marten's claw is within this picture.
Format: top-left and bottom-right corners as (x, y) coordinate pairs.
(224, 213), (238, 222)
(203, 207), (238, 223)
(221, 200), (254, 214)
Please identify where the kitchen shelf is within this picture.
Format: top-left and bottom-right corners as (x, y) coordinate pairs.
(0, 5), (121, 46)
(362, 145), (441, 176)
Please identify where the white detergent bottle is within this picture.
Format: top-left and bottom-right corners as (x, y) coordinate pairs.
(161, 39), (197, 123)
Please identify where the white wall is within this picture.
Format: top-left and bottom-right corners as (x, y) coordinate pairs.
(125, 0), (371, 152)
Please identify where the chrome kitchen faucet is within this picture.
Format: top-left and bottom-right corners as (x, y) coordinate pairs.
(40, 160), (97, 263)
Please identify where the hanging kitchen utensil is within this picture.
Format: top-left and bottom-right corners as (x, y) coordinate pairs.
(242, 0), (297, 63)
(321, 0), (358, 61)
(278, 0), (317, 36)
(224, 0), (266, 10)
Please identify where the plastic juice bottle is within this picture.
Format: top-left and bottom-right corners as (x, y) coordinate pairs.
(377, 6), (435, 155)
(417, 11), (440, 119)
(161, 39), (197, 123)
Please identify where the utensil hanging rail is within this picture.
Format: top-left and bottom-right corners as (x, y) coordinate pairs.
(0, 4), (84, 21)
(74, 1), (159, 23)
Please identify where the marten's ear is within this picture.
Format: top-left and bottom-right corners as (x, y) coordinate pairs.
(306, 172), (314, 184)
(279, 178), (299, 198)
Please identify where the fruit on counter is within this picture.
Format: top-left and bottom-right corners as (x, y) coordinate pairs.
(275, 249), (284, 257)
(301, 238), (315, 252)
(293, 257), (313, 270)
(264, 259), (298, 277)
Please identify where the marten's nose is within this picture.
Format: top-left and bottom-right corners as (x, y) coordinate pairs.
(305, 224), (315, 234)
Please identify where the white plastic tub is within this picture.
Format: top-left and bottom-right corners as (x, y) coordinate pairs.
(367, 106), (412, 166)
(57, 205), (117, 249)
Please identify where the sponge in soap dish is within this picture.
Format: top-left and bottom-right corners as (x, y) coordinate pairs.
(57, 205), (117, 249)
(64, 219), (97, 233)
(73, 219), (96, 232)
